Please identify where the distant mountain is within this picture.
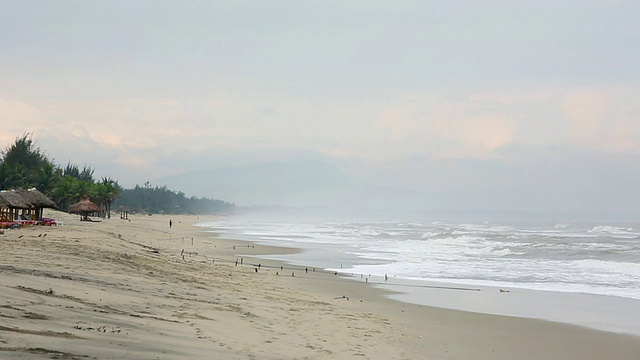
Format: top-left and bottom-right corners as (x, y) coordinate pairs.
(154, 160), (428, 211)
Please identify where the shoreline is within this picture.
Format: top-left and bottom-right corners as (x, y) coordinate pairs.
(202, 218), (640, 337)
(377, 277), (640, 336)
(203, 219), (640, 337)
(0, 211), (638, 359)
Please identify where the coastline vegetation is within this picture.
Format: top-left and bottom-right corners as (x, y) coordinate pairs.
(113, 182), (234, 215)
(0, 133), (234, 216)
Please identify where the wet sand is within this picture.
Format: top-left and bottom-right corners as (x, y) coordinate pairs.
(0, 210), (638, 359)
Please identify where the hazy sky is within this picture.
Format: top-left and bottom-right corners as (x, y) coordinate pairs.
(1, 1), (639, 217)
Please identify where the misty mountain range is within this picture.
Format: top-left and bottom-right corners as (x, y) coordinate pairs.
(154, 160), (636, 222)
(155, 160), (428, 212)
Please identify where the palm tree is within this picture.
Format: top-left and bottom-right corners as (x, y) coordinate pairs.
(2, 163), (29, 189)
(51, 176), (78, 212)
(93, 182), (107, 218)
(102, 177), (120, 218)
(32, 163), (61, 195)
(91, 178), (120, 218)
(75, 180), (95, 204)
(0, 163), (12, 189)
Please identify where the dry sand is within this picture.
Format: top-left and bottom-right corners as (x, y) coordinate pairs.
(0, 210), (638, 359)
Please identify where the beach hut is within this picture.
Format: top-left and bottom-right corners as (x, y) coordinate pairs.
(69, 197), (101, 221)
(16, 188), (57, 221)
(0, 190), (31, 222)
(115, 205), (132, 220)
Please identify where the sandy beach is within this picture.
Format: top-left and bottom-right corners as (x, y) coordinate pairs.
(0, 210), (638, 359)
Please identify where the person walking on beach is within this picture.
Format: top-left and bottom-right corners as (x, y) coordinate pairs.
(169, 219), (172, 228)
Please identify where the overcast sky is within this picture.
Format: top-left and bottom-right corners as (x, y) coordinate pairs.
(1, 1), (639, 217)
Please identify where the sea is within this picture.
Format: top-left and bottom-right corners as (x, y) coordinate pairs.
(197, 214), (640, 336)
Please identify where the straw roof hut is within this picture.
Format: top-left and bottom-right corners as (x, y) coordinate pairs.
(115, 205), (132, 212)
(0, 191), (31, 209)
(0, 190), (32, 222)
(17, 188), (56, 209)
(69, 197), (101, 221)
(15, 188), (57, 221)
(115, 205), (133, 219)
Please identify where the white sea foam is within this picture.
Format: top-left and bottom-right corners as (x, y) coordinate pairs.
(587, 225), (639, 238)
(200, 218), (640, 302)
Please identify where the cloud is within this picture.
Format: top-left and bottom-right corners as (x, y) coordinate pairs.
(562, 88), (612, 143)
(561, 87), (640, 154)
(371, 86), (640, 164)
(373, 94), (519, 162)
(0, 98), (51, 145)
(3, 83), (640, 198)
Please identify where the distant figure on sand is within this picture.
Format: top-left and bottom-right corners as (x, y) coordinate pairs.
(169, 219), (172, 228)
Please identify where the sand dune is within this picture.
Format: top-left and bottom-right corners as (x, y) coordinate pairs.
(0, 210), (638, 359)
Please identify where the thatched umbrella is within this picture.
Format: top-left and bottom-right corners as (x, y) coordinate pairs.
(69, 197), (101, 221)
(0, 190), (32, 221)
(115, 205), (132, 220)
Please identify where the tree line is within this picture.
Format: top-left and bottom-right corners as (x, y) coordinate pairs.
(0, 134), (120, 216)
(113, 182), (234, 214)
(0, 134), (234, 216)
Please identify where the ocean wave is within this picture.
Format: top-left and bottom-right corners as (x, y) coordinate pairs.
(491, 248), (525, 256)
(572, 259), (640, 275)
(420, 231), (449, 239)
(587, 225), (639, 238)
(200, 218), (640, 302)
(424, 235), (485, 246)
